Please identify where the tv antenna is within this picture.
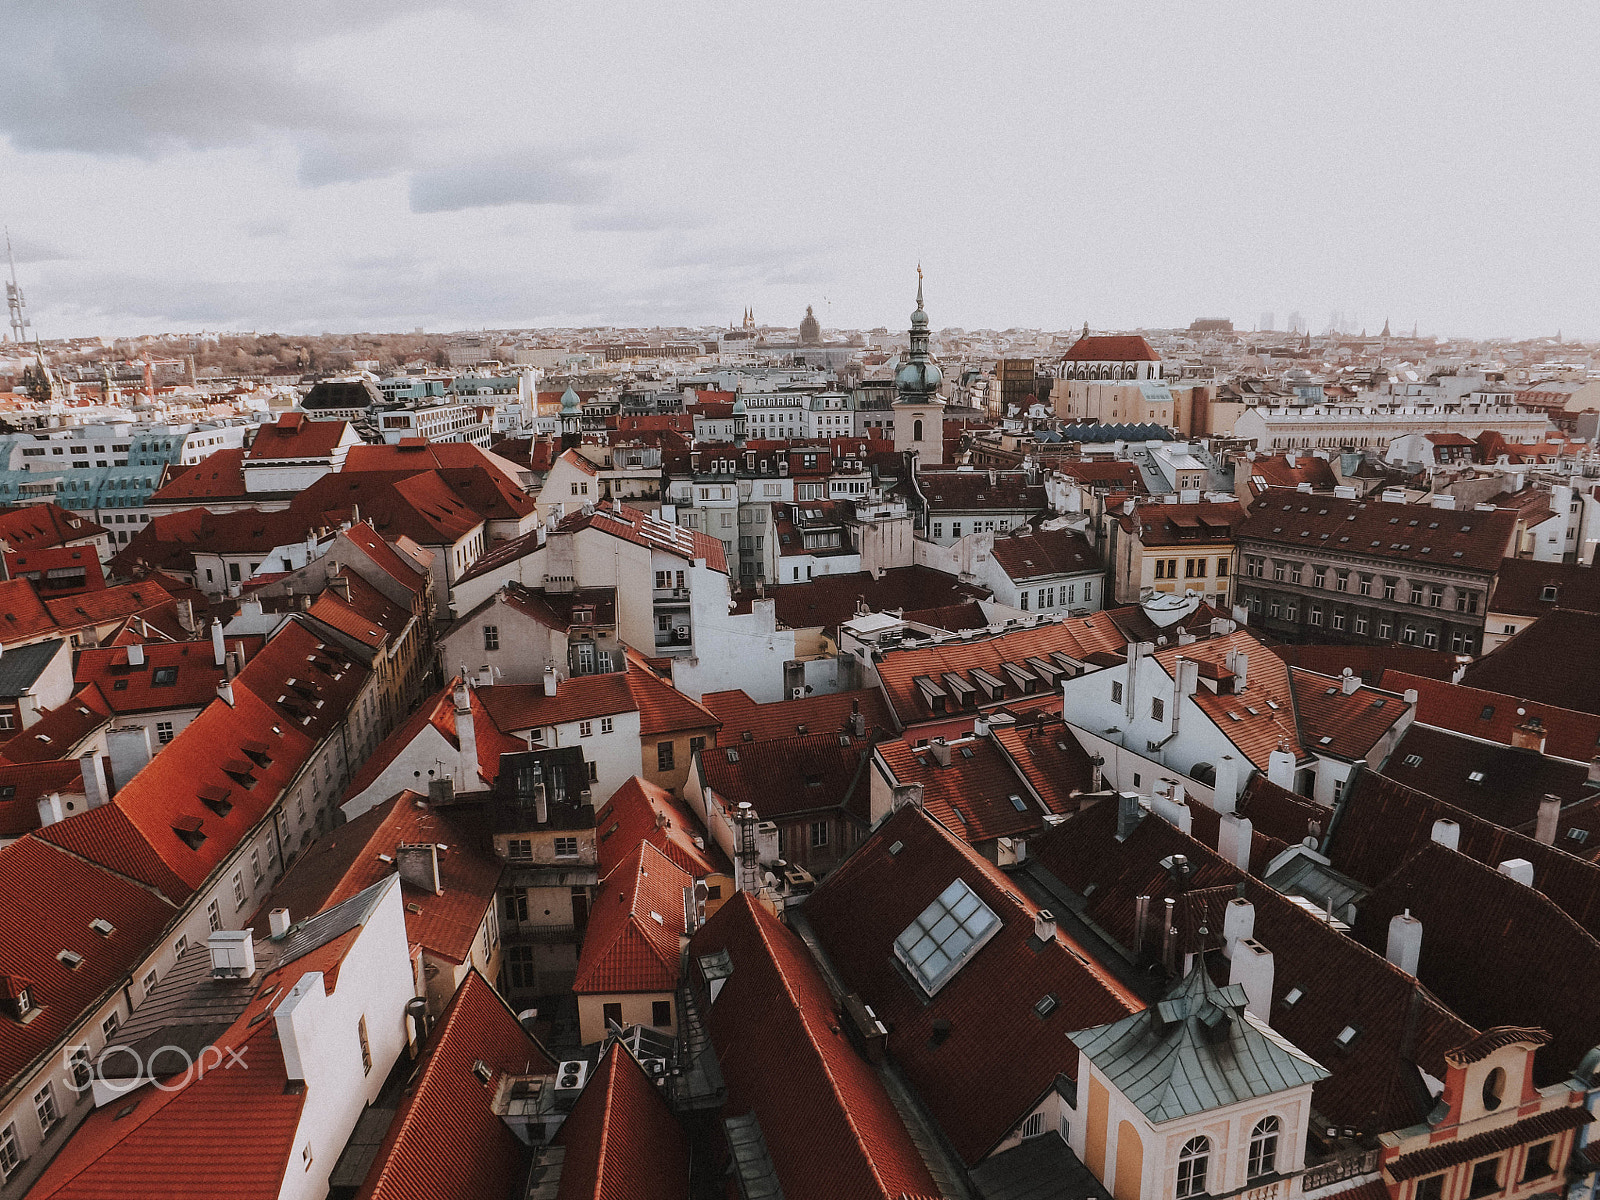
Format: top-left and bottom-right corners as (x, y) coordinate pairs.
(4, 229), (31, 346)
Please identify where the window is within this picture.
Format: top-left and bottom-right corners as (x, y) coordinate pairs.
(1151, 697), (1165, 722)
(588, 760), (599, 783)
(33, 1082), (58, 1135)
(657, 741), (675, 771)
(174, 934), (187, 955)
(602, 1002), (623, 1028)
(0, 1122), (19, 1179)
(504, 891), (528, 922)
(579, 721), (593, 738)
(1384, 580), (1397, 602)
(207, 899), (221, 932)
(893, 879), (1002, 996)
(1355, 614), (1369, 636)
(1468, 1158), (1500, 1198)
(1248, 1116), (1280, 1181)
(652, 999), (672, 1027)
(142, 968), (158, 996)
(483, 625), (499, 651)
(1019, 591), (1029, 611)
(1415, 1175), (1446, 1200)
(810, 821), (829, 848)
(251, 848), (263, 882)
(358, 1015), (372, 1075)
(1482, 1067), (1505, 1110)
(506, 944), (536, 990)
(507, 839), (532, 860)
(1332, 611), (1346, 632)
(1313, 568), (1326, 588)
(600, 717), (613, 735)
(152, 666), (177, 686)
(68, 1045), (92, 1091)
(554, 836), (579, 858)
(951, 523), (961, 538)
(1021, 1111), (1045, 1139)
(1360, 576), (1373, 597)
(1310, 605), (1323, 626)
(1109, 683), (1122, 705)
(1176, 1136), (1210, 1199)
(231, 871), (246, 909)
(1522, 1141), (1554, 1181)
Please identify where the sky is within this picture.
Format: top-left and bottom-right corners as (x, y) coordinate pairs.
(3, 1), (1599, 341)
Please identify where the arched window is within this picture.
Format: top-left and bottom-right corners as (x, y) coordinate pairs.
(1176, 1136), (1210, 1199)
(1248, 1117), (1280, 1181)
(913, 419), (923, 442)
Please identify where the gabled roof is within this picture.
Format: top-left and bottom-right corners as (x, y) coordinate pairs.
(1237, 488), (1518, 574)
(1288, 667), (1410, 760)
(340, 520), (431, 599)
(918, 470), (1045, 513)
(46, 578), (176, 632)
(1489, 558), (1600, 620)
(1239, 453), (1338, 499)
(991, 719), (1098, 814)
(253, 792), (502, 966)
(294, 470), (486, 545)
(1061, 335), (1160, 362)
(690, 892), (939, 1200)
(308, 574), (410, 649)
(700, 734), (872, 823)
(353, 970), (554, 1200)
(1149, 631), (1305, 770)
(729, 565), (989, 630)
(1121, 501), (1245, 546)
(878, 736), (1075, 845)
(1382, 724), (1598, 824)
(0, 576), (60, 644)
(594, 777), (723, 879)
(1383, 669), (1600, 762)
(0, 637), (65, 699)
(0, 502), (105, 550)
(561, 501), (729, 574)
(0, 684), (113, 763)
(147, 447), (248, 501)
(1461, 610), (1600, 715)
(701, 687), (890, 744)
(805, 804), (1142, 1165)
(74, 639), (247, 715)
(554, 1042), (689, 1200)
(474, 670), (640, 734)
(244, 413), (353, 461)
(0, 759), (89, 839)
(623, 664), (718, 737)
(989, 526), (1103, 582)
(573, 841), (691, 995)
(1071, 963), (1328, 1123)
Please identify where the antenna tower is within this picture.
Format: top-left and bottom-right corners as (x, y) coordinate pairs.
(4, 230), (31, 345)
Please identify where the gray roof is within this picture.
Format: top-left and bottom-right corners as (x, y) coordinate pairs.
(1068, 962), (1328, 1124)
(0, 638), (64, 699)
(970, 1132), (1114, 1200)
(274, 873), (396, 963)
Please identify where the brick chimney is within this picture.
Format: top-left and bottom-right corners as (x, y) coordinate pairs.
(1510, 716), (1547, 754)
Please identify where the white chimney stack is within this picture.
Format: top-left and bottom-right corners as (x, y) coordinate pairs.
(36, 792), (65, 828)
(274, 971), (326, 1083)
(930, 737), (952, 768)
(1034, 909), (1057, 944)
(1217, 812), (1253, 871)
(1267, 746), (1296, 790)
(1498, 858), (1535, 887)
(1535, 795), (1560, 846)
(397, 843), (443, 895)
(1340, 667), (1359, 695)
(211, 618), (226, 667)
(1228, 938), (1275, 1021)
(268, 908), (291, 939)
(216, 678), (234, 707)
(1211, 754), (1239, 813)
(542, 663), (559, 696)
(1386, 909), (1422, 975)
(207, 929), (255, 978)
(1221, 896), (1255, 958)
(1430, 818), (1460, 851)
(127, 642), (145, 667)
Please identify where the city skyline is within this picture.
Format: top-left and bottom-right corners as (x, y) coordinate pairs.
(3, 1), (1598, 341)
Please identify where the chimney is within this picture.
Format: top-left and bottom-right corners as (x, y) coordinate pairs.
(1217, 812), (1253, 871)
(36, 792), (64, 828)
(1232, 651), (1248, 692)
(929, 738), (952, 768)
(1116, 792), (1144, 841)
(397, 843), (443, 895)
(1386, 909), (1422, 974)
(1034, 909), (1057, 943)
(1133, 895), (1151, 954)
(1221, 896), (1255, 958)
(211, 617), (226, 667)
(542, 663), (559, 696)
(1212, 754), (1239, 813)
(849, 699), (866, 738)
(1498, 858), (1535, 887)
(1228, 938), (1275, 1021)
(275, 971), (327, 1083)
(268, 908), (292, 939)
(106, 725), (154, 793)
(177, 597), (196, 635)
(216, 678), (234, 707)
(890, 782), (924, 811)
(1161, 897), (1178, 972)
(78, 751), (110, 809)
(127, 642), (145, 667)
(330, 573), (351, 603)
(1267, 744), (1296, 790)
(1589, 757), (1600, 786)
(207, 929), (255, 978)
(428, 777), (454, 806)
(1340, 667), (1359, 695)
(1510, 716), (1547, 754)
(1536, 795), (1561, 846)
(1430, 818), (1461, 851)
(454, 684), (477, 786)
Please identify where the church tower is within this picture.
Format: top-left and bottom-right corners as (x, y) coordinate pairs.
(892, 268), (946, 464)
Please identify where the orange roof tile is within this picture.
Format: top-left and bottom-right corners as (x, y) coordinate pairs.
(594, 777), (723, 879)
(701, 687), (890, 744)
(573, 841), (691, 995)
(0, 576), (60, 645)
(623, 664), (717, 737)
(554, 1043), (689, 1200)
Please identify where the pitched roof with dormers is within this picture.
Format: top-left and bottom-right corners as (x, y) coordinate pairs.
(593, 777), (724, 879)
(563, 501), (728, 575)
(0, 576), (60, 645)
(805, 804), (1143, 1165)
(701, 687), (891, 745)
(554, 1042), (690, 1200)
(243, 412), (353, 461)
(573, 840), (691, 995)
(1382, 669), (1600, 763)
(1149, 631), (1306, 769)
(474, 671), (640, 736)
(989, 526), (1103, 583)
(690, 892), (940, 1200)
(877, 736), (1076, 845)
(700, 735), (873, 824)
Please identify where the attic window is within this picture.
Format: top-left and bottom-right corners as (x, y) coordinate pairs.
(1404, 754), (1423, 767)
(1009, 794), (1027, 812)
(151, 667), (178, 686)
(724, 748), (740, 764)
(888, 840), (904, 856)
(58, 950), (84, 969)
(1283, 986), (1303, 1007)
(1542, 586), (1559, 602)
(1319, 736), (1334, 746)
(471, 1060), (493, 1086)
(89, 919), (114, 938)
(1480, 706), (1495, 720)
(1467, 770), (1486, 784)
(1335, 1025), (1361, 1048)
(1227, 712), (1242, 722)
(1033, 993), (1059, 1019)
(893, 879), (1001, 997)
(1568, 829), (1590, 844)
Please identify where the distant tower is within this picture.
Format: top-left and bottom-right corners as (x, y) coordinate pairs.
(799, 305), (821, 345)
(5, 231), (32, 346)
(743, 307), (755, 331)
(1380, 317), (1391, 341)
(558, 384), (582, 450)
(892, 267), (946, 465)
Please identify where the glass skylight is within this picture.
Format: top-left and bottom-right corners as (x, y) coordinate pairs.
(894, 879), (1001, 996)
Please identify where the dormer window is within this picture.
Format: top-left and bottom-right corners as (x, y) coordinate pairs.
(1, 976), (36, 1022)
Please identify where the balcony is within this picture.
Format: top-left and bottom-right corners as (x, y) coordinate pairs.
(501, 921), (577, 945)
(1301, 1148), (1381, 1196)
(653, 587), (692, 608)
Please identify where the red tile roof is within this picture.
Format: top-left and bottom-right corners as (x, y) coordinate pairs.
(341, 521), (431, 599)
(701, 687), (890, 744)
(729, 566), (989, 629)
(594, 777), (724, 879)
(624, 665), (717, 737)
(0, 759), (90, 838)
(0, 684), (113, 764)
(1288, 666), (1411, 760)
(244, 412), (352, 460)
(73, 639), (248, 715)
(805, 804), (1143, 1165)
(876, 613), (1129, 730)
(295, 470), (487, 546)
(990, 718), (1098, 815)
(1487, 557), (1600, 619)
(1238, 488), (1519, 574)
(690, 892), (939, 1200)
(1237, 453), (1339, 500)
(148, 447), (248, 501)
(1118, 500), (1245, 546)
(1061, 335), (1161, 362)
(0, 503), (104, 552)
(918, 470), (1045, 514)
(700, 734), (873, 823)
(1273, 643), (1458, 684)
(254, 792), (502, 965)
(4, 544), (106, 595)
(1461, 609), (1600, 715)
(46, 578), (176, 633)
(566, 501), (728, 574)
(1147, 632), (1303, 770)
(573, 841), (692, 995)
(0, 576), (60, 645)
(989, 526), (1103, 582)
(1384, 670), (1600, 763)
(877, 736), (1074, 844)
(554, 1042), (689, 1200)
(354, 970), (554, 1200)
(474, 670), (642, 735)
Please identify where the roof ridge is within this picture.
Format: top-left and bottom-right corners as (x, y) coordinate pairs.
(28, 825), (185, 908)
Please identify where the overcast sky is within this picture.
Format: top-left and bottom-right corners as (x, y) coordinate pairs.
(3, 1), (1598, 341)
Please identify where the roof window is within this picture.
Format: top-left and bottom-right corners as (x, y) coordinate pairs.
(58, 950), (84, 969)
(89, 919), (114, 937)
(1467, 770), (1486, 783)
(1480, 706), (1494, 720)
(152, 666), (178, 686)
(1403, 754), (1423, 767)
(894, 879), (1002, 997)
(1033, 993), (1059, 1019)
(1335, 1025), (1361, 1048)
(1283, 986), (1303, 1006)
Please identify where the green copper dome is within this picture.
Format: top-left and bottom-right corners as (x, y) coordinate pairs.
(560, 385), (580, 411)
(895, 269), (943, 404)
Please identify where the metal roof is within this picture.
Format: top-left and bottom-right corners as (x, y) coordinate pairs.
(0, 637), (64, 698)
(1068, 961), (1328, 1123)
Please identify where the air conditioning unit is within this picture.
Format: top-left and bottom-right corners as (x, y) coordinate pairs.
(791, 687), (805, 700)
(554, 1060), (588, 1095)
(674, 625), (690, 638)
(640, 1057), (669, 1079)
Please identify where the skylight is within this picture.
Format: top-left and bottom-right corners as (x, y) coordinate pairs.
(894, 879), (1001, 997)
